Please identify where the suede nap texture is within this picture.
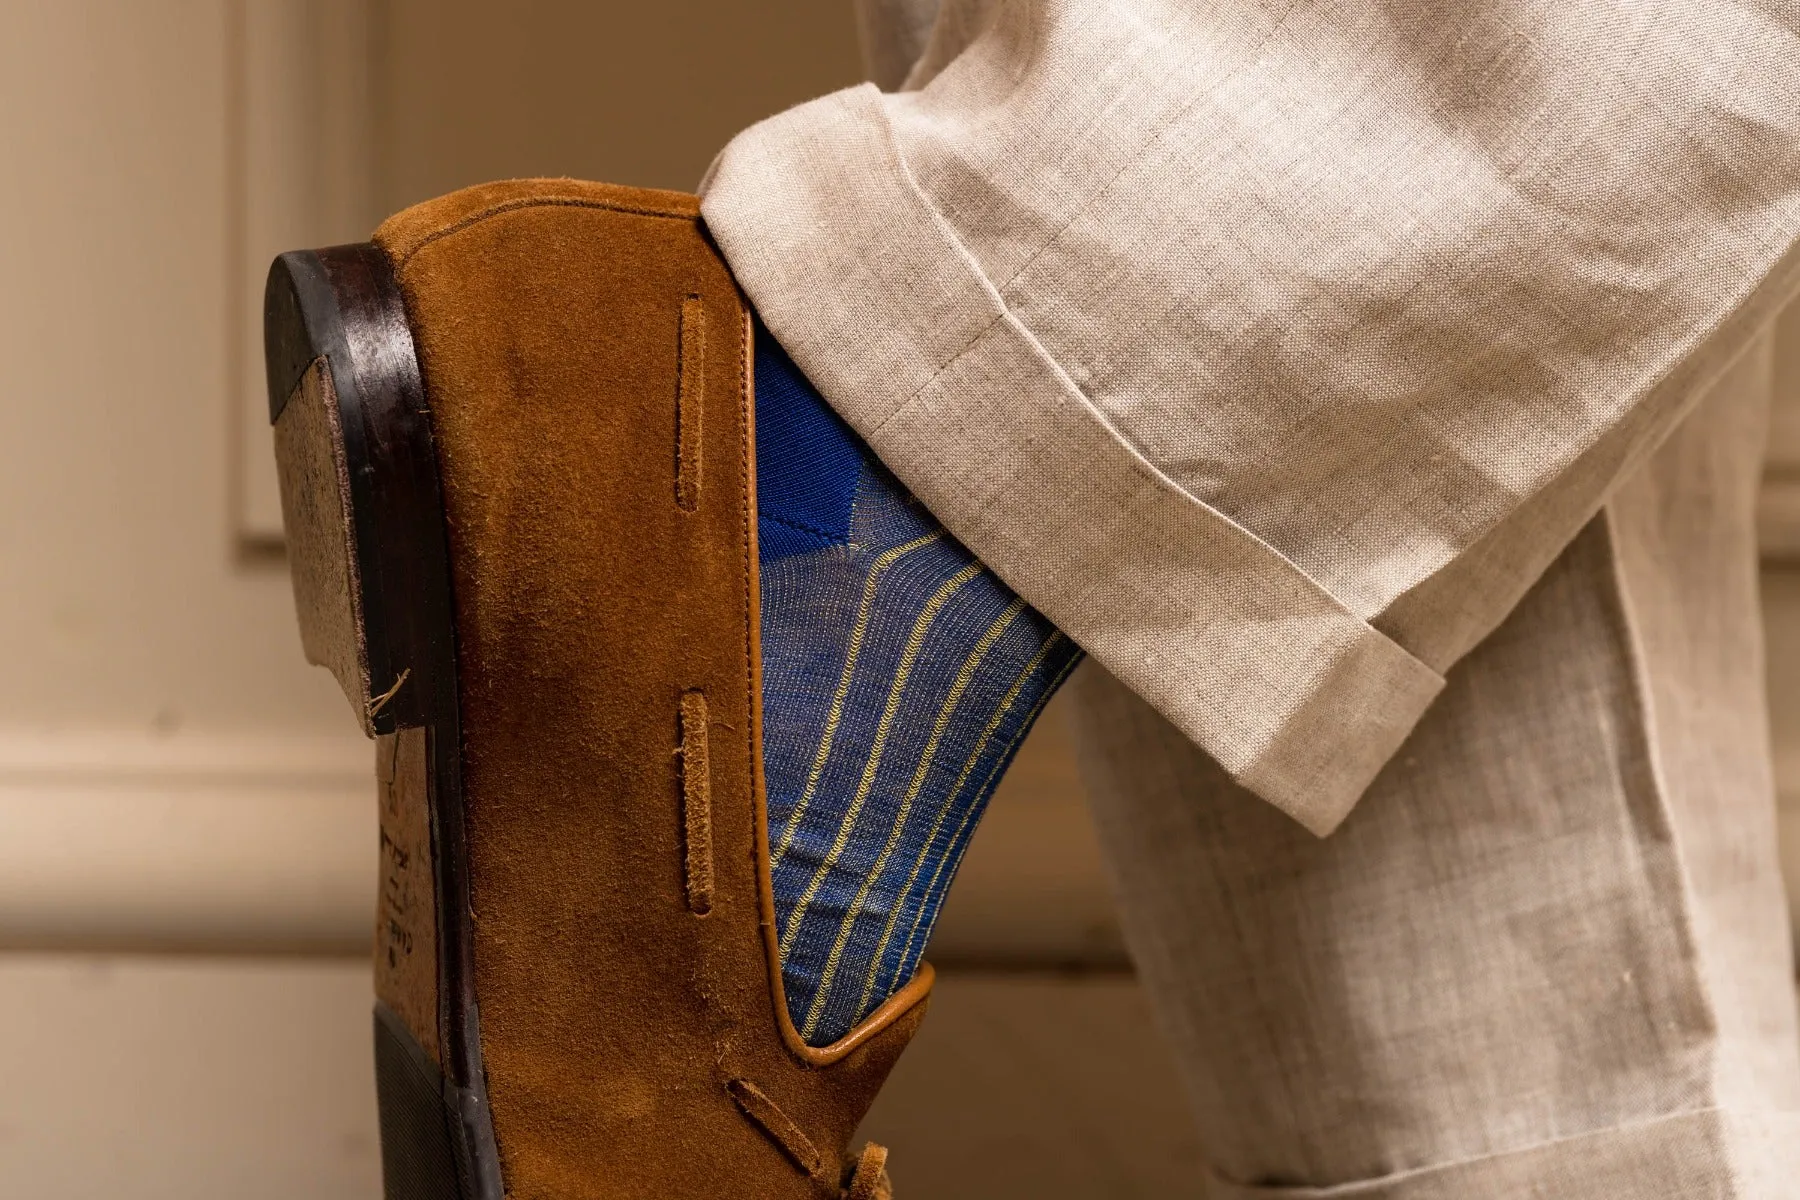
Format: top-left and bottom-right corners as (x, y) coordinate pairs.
(373, 179), (929, 1200)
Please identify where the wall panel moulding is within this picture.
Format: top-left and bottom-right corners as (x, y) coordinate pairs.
(0, 729), (373, 954)
(228, 0), (381, 555)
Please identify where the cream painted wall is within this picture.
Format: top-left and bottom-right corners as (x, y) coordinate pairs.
(0, 2), (346, 734)
(0, 2), (373, 950)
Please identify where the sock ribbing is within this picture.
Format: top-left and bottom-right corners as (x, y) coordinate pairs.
(754, 326), (1081, 1045)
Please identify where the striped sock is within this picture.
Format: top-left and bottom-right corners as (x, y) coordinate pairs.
(754, 324), (1082, 1046)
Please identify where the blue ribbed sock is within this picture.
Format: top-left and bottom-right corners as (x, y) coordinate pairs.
(754, 324), (1082, 1046)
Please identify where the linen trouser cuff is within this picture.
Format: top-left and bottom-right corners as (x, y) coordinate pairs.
(701, 84), (1444, 835)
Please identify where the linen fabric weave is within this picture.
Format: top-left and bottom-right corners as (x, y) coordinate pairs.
(702, 0), (1800, 835)
(1065, 343), (1800, 1195)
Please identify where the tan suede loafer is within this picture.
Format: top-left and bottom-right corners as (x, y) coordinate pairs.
(265, 179), (929, 1200)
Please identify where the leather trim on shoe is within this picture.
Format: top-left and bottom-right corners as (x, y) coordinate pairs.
(736, 297), (936, 1066)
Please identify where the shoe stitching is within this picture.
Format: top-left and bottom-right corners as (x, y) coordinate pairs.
(390, 196), (702, 270)
(676, 294), (705, 512)
(726, 1078), (822, 1176)
(679, 690), (714, 915)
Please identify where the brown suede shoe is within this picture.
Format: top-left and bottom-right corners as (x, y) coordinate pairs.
(265, 179), (928, 1200)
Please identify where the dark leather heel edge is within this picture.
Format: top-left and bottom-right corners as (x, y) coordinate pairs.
(374, 1002), (482, 1200)
(264, 243), (448, 735)
(267, 240), (499, 1194)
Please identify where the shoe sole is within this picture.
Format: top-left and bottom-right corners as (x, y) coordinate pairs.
(265, 244), (502, 1200)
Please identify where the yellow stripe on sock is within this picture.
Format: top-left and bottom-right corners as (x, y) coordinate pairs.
(878, 638), (1079, 1004)
(778, 560), (984, 966)
(770, 530), (943, 871)
(798, 598), (1026, 1039)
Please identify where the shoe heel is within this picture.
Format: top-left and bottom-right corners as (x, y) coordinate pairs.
(265, 245), (501, 1199)
(264, 244), (442, 736)
(268, 285), (374, 730)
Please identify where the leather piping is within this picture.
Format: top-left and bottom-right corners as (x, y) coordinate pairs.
(380, 186), (703, 271)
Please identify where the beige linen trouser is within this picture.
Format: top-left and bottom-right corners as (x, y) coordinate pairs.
(1067, 338), (1800, 1195)
(702, 0), (1800, 1192)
